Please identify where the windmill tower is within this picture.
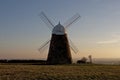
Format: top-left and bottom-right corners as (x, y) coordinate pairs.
(39, 12), (80, 64)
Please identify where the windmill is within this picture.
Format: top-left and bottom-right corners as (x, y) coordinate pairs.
(39, 12), (80, 64)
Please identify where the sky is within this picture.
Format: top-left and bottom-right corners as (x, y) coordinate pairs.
(0, 0), (120, 59)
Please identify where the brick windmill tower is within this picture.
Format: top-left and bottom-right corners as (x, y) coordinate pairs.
(39, 12), (80, 64)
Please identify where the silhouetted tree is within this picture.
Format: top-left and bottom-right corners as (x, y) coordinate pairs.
(77, 57), (87, 64)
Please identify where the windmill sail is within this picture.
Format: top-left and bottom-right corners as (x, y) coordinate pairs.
(38, 39), (50, 53)
(69, 38), (79, 53)
(64, 13), (80, 29)
(39, 12), (54, 30)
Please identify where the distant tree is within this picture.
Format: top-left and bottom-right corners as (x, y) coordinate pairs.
(77, 57), (87, 64)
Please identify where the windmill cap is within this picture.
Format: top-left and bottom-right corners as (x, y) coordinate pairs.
(52, 22), (65, 35)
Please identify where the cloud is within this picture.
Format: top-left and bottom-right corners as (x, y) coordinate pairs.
(97, 32), (120, 44)
(97, 39), (120, 44)
(111, 32), (120, 38)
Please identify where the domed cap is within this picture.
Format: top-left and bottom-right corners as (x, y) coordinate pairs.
(52, 22), (65, 35)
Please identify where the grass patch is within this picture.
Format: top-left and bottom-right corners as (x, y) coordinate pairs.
(0, 64), (120, 80)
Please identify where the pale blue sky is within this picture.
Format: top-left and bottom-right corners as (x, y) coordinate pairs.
(0, 0), (120, 59)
